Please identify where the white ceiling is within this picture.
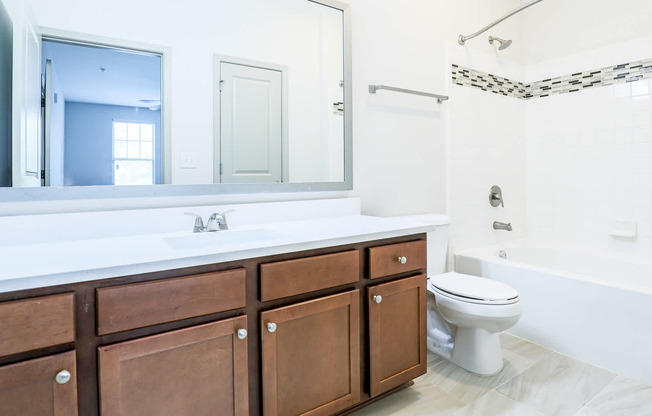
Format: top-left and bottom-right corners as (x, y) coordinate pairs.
(42, 40), (161, 109)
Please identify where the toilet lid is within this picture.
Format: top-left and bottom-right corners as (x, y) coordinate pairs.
(430, 272), (518, 303)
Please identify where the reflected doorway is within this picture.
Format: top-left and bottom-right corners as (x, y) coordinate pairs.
(215, 57), (288, 184)
(41, 39), (162, 186)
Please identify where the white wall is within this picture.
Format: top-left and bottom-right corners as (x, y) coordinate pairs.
(350, 0), (524, 218)
(523, 0), (652, 66)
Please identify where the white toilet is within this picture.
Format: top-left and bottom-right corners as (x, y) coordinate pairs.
(428, 272), (522, 375)
(399, 214), (522, 376)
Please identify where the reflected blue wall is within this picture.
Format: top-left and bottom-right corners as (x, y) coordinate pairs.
(64, 102), (161, 186)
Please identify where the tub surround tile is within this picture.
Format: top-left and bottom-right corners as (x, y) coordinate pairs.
(574, 376), (652, 416)
(451, 64), (526, 99)
(453, 57), (652, 100)
(496, 352), (617, 416)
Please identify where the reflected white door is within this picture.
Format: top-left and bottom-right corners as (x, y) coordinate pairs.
(21, 20), (41, 186)
(42, 60), (51, 186)
(219, 62), (282, 183)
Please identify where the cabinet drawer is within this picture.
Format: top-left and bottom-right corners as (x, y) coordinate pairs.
(0, 293), (75, 357)
(260, 250), (359, 302)
(97, 268), (246, 335)
(368, 240), (426, 279)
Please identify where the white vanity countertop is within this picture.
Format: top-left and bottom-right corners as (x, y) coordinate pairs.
(0, 215), (436, 294)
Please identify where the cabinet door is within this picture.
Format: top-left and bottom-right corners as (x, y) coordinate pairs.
(261, 290), (360, 416)
(98, 316), (249, 416)
(368, 274), (427, 397)
(0, 350), (78, 416)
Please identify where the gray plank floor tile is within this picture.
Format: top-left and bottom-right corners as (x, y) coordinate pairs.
(497, 352), (617, 416)
(575, 375), (652, 416)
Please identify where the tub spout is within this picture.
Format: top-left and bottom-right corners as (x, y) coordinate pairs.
(493, 221), (512, 231)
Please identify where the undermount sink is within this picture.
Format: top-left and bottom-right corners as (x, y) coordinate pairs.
(164, 228), (287, 250)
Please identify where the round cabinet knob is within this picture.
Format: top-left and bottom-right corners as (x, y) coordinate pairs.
(237, 329), (248, 340)
(373, 295), (382, 304)
(55, 370), (71, 385)
(397, 256), (407, 265)
(267, 322), (277, 333)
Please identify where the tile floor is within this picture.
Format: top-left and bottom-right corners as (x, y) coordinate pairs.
(351, 334), (652, 416)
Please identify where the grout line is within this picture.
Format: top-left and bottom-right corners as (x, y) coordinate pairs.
(572, 376), (620, 415)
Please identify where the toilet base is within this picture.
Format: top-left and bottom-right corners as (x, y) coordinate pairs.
(450, 327), (504, 375)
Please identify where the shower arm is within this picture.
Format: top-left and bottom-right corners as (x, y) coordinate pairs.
(458, 0), (544, 46)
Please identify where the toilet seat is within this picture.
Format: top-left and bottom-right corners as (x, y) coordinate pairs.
(429, 272), (519, 305)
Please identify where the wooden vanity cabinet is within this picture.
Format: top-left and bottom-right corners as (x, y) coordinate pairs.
(0, 293), (78, 415)
(0, 233), (427, 416)
(261, 290), (360, 416)
(0, 350), (78, 416)
(98, 315), (249, 416)
(368, 274), (427, 397)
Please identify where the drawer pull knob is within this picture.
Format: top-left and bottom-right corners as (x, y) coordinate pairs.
(267, 322), (277, 333)
(397, 256), (407, 264)
(55, 370), (71, 385)
(373, 295), (382, 304)
(237, 329), (248, 339)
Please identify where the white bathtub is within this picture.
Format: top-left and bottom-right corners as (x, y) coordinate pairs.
(455, 242), (652, 385)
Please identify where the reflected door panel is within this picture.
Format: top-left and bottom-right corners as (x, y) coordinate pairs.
(220, 62), (282, 184)
(23, 21), (41, 183)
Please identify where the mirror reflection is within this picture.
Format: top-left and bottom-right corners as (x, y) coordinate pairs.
(0, 0), (345, 189)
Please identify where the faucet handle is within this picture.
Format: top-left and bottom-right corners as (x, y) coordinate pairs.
(489, 185), (504, 208)
(217, 209), (236, 230)
(184, 212), (205, 233)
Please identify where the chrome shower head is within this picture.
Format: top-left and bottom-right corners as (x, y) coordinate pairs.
(489, 36), (512, 51)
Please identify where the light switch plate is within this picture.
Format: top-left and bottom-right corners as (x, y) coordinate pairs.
(180, 152), (198, 169)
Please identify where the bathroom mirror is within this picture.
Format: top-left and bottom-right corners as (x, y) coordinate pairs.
(0, 0), (352, 201)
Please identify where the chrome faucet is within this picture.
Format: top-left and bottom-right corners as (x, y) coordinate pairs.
(185, 210), (236, 233)
(207, 210), (235, 231)
(493, 221), (512, 231)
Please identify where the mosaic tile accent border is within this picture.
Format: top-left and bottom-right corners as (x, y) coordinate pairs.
(452, 57), (652, 100)
(451, 64), (526, 99)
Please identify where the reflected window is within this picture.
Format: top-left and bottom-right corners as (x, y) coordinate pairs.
(113, 121), (155, 186)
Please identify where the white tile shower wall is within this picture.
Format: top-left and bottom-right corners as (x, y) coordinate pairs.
(525, 39), (652, 255)
(446, 47), (527, 269)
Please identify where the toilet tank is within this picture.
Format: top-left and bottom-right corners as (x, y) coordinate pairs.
(393, 214), (450, 276)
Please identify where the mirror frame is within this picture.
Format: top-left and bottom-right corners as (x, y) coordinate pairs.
(0, 0), (352, 202)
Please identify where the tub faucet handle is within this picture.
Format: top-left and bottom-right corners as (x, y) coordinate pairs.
(489, 185), (504, 208)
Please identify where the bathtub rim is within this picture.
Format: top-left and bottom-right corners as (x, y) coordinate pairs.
(454, 239), (652, 296)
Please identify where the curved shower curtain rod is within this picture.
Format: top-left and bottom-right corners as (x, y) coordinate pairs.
(458, 0), (544, 46)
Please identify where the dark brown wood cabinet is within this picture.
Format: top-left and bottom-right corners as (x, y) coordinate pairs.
(0, 350), (78, 416)
(261, 290), (360, 416)
(0, 233), (427, 416)
(0, 293), (75, 357)
(98, 315), (249, 416)
(368, 274), (427, 397)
